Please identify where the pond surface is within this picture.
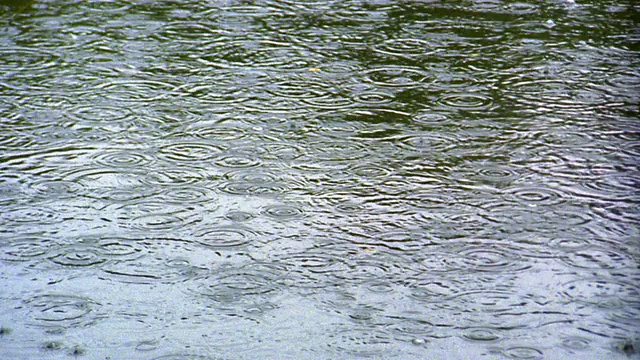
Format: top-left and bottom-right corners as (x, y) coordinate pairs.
(1, 0), (639, 359)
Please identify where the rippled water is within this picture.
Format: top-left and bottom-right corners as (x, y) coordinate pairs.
(1, 0), (638, 359)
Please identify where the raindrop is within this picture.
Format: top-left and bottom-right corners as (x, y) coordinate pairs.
(435, 92), (494, 111)
(141, 167), (205, 186)
(350, 162), (393, 179)
(42, 340), (64, 351)
(219, 181), (289, 196)
(68, 104), (133, 123)
(267, 79), (333, 99)
(96, 79), (177, 102)
(448, 290), (527, 315)
(503, 346), (544, 359)
(341, 259), (396, 283)
(48, 247), (107, 267)
(261, 142), (304, 161)
(302, 93), (355, 109)
(156, 185), (218, 205)
(504, 2), (538, 15)
(395, 132), (457, 154)
(326, 327), (397, 358)
(542, 208), (593, 229)
(271, 0), (336, 8)
(150, 355), (215, 360)
(261, 204), (305, 220)
(560, 336), (590, 350)
(366, 281), (395, 293)
(412, 338), (427, 345)
(95, 238), (147, 261)
(225, 170), (279, 183)
(155, 23), (226, 41)
(90, 184), (155, 203)
(353, 230), (428, 252)
(0, 236), (58, 262)
(463, 328), (500, 342)
(25, 294), (101, 328)
(412, 112), (450, 127)
(27, 179), (85, 199)
(416, 252), (466, 273)
(606, 308), (640, 336)
(191, 273), (276, 300)
(192, 226), (256, 248)
(458, 247), (530, 272)
(135, 340), (158, 351)
(92, 151), (154, 168)
(0, 133), (34, 149)
(225, 211), (255, 222)
(363, 67), (431, 88)
(178, 83), (244, 104)
(187, 263), (283, 304)
(471, 166), (521, 186)
(62, 167), (143, 188)
(334, 201), (365, 214)
(342, 250), (414, 283)
(582, 174), (640, 200)
(408, 277), (462, 302)
(605, 70), (640, 91)
(387, 317), (438, 342)
(157, 142), (225, 163)
(217, 181), (251, 196)
(504, 186), (567, 206)
(308, 140), (370, 161)
(128, 212), (201, 232)
(373, 38), (435, 57)
(548, 237), (592, 252)
(0, 47), (59, 71)
(278, 248), (350, 288)
(407, 192), (454, 210)
(197, 39), (309, 69)
(354, 91), (395, 105)
(2, 206), (60, 225)
(214, 153), (262, 168)
(561, 247), (637, 270)
(432, 72), (482, 91)
(102, 255), (202, 284)
(436, 212), (495, 237)
(189, 124), (248, 141)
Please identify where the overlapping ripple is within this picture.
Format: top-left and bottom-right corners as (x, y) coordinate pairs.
(559, 278), (640, 308)
(187, 262), (285, 312)
(0, 47), (60, 72)
(325, 327), (398, 358)
(101, 255), (204, 285)
(0, 236), (58, 262)
(25, 293), (103, 328)
(48, 246), (107, 267)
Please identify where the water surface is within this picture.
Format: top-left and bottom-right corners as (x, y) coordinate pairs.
(1, 0), (639, 359)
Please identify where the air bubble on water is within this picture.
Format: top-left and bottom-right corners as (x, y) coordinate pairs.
(412, 338), (427, 345)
